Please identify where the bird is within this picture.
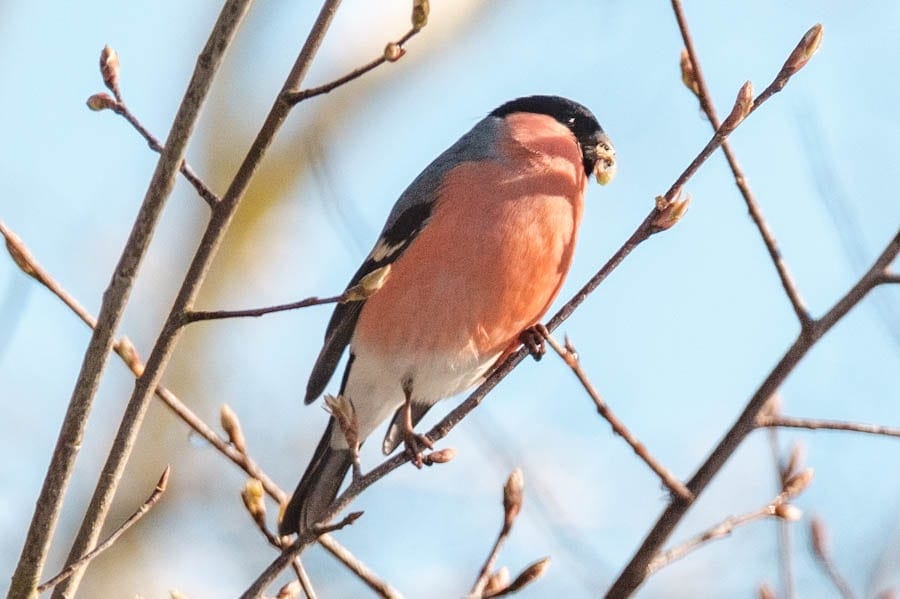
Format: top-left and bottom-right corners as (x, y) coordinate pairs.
(279, 95), (616, 535)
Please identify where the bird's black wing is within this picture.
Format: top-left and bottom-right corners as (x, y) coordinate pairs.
(304, 201), (433, 403)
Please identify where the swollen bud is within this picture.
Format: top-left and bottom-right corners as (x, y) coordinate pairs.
(412, 0), (429, 31)
(782, 24), (823, 76)
(343, 264), (392, 302)
(87, 92), (117, 112)
(220, 404), (248, 454)
(100, 45), (121, 97)
(241, 478), (267, 525)
(383, 42), (405, 63)
(679, 49), (700, 97)
(503, 468), (524, 530)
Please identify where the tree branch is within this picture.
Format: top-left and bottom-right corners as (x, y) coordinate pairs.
(672, 0), (816, 328)
(36, 467), (170, 594)
(758, 416), (900, 438)
(1, 222), (398, 598)
(239, 61), (781, 595)
(606, 229), (900, 597)
(8, 3), (254, 596)
(540, 329), (692, 501)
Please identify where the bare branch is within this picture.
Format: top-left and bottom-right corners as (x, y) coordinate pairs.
(607, 228), (899, 596)
(284, 28), (421, 105)
(183, 294), (343, 324)
(9, 2), (254, 595)
(36, 466), (170, 594)
(241, 34), (797, 591)
(1, 221), (399, 598)
(671, 0), (814, 327)
(470, 470), (525, 598)
(540, 329), (692, 501)
(810, 517), (857, 599)
(88, 91), (219, 207)
(758, 416), (900, 439)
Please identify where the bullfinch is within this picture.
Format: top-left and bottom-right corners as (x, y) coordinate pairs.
(280, 95), (616, 535)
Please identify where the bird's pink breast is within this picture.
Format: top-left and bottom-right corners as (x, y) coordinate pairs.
(354, 121), (586, 371)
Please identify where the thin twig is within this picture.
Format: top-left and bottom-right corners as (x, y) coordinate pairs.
(646, 499), (786, 576)
(241, 54), (774, 594)
(540, 329), (692, 502)
(283, 29), (419, 105)
(672, 0), (814, 328)
(607, 228), (900, 597)
(2, 221), (398, 598)
(810, 517), (858, 599)
(36, 467), (170, 594)
(183, 294), (343, 324)
(766, 427), (796, 599)
(758, 416), (900, 438)
(292, 559), (318, 599)
(107, 100), (219, 207)
(9, 3), (254, 597)
(470, 470), (524, 598)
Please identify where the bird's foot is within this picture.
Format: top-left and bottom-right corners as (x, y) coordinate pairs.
(403, 428), (434, 469)
(520, 324), (548, 361)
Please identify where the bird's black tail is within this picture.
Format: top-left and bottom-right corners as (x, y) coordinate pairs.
(279, 417), (352, 535)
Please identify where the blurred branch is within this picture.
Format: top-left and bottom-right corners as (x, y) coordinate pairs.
(810, 517), (857, 599)
(9, 2), (253, 596)
(674, 0), (816, 329)
(539, 328), (692, 501)
(758, 415), (900, 438)
(0, 221), (400, 597)
(241, 57), (778, 595)
(646, 473), (810, 577)
(36, 467), (170, 594)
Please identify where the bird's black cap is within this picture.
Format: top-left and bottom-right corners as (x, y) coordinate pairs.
(490, 95), (607, 175)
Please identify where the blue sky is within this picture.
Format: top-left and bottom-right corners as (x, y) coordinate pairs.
(1, 1), (899, 597)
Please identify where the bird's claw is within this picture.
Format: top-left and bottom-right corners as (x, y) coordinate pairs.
(520, 324), (548, 361)
(403, 430), (434, 469)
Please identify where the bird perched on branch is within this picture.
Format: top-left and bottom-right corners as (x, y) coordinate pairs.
(280, 95), (616, 535)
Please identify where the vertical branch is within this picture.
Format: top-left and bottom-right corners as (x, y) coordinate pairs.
(8, 2), (254, 597)
(50, 1), (344, 597)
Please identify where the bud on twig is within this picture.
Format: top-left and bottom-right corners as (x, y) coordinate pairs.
(494, 557), (550, 597)
(720, 81), (754, 133)
(484, 567), (510, 597)
(100, 45), (121, 98)
(781, 24), (823, 77)
(383, 42), (405, 63)
(503, 468), (524, 531)
(241, 478), (267, 526)
(220, 404), (248, 455)
(86, 93), (117, 112)
(651, 191), (691, 232)
(424, 447), (456, 465)
(343, 264), (392, 302)
(679, 49), (700, 97)
(275, 580), (302, 599)
(774, 502), (802, 522)
(3, 227), (38, 279)
(116, 336), (144, 377)
(782, 441), (805, 481)
(411, 0), (429, 31)
(758, 582), (777, 599)
(782, 467), (814, 498)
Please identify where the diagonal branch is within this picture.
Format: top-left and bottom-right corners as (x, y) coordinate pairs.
(0, 221), (400, 598)
(673, 0), (816, 328)
(36, 467), (170, 594)
(240, 64), (786, 595)
(606, 229), (900, 597)
(539, 329), (692, 501)
(8, 3), (254, 596)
